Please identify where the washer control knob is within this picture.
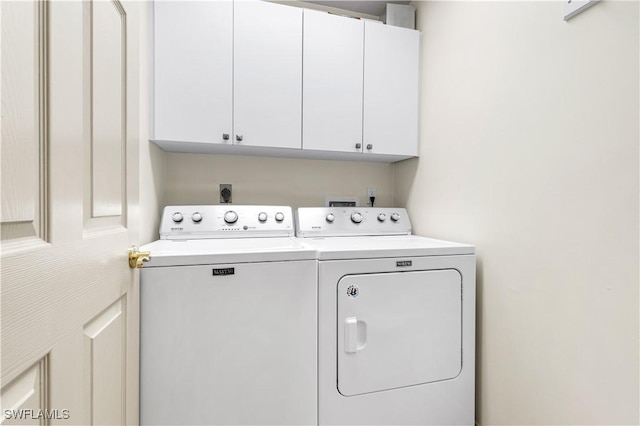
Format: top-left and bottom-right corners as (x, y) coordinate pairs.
(258, 212), (268, 222)
(351, 212), (363, 224)
(172, 212), (183, 223)
(390, 212), (401, 222)
(377, 213), (387, 222)
(275, 212), (285, 222)
(192, 212), (203, 223)
(224, 210), (238, 224)
(326, 213), (335, 223)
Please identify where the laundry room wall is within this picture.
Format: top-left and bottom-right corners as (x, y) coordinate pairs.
(162, 153), (394, 209)
(138, 3), (167, 245)
(396, 1), (639, 425)
(139, 142), (166, 244)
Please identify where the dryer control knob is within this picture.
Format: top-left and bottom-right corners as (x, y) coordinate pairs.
(377, 213), (387, 222)
(192, 212), (203, 223)
(172, 212), (183, 223)
(275, 212), (285, 222)
(351, 212), (363, 224)
(258, 212), (268, 222)
(224, 211), (238, 224)
(390, 212), (401, 222)
(326, 213), (335, 223)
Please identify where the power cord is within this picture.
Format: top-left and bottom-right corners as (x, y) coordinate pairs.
(370, 196), (375, 207)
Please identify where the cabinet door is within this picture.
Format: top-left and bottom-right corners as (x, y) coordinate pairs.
(234, 1), (303, 149)
(303, 10), (364, 153)
(154, 1), (233, 144)
(363, 22), (419, 156)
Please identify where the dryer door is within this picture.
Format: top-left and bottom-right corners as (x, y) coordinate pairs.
(337, 269), (462, 396)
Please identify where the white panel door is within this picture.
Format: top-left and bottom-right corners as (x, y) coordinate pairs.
(363, 22), (419, 157)
(154, 1), (233, 145)
(303, 10), (364, 154)
(234, 0), (303, 149)
(1, 1), (142, 424)
(337, 270), (462, 396)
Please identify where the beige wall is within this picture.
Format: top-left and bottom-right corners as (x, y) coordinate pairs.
(138, 2), (167, 245)
(396, 1), (639, 424)
(139, 142), (166, 244)
(163, 152), (394, 208)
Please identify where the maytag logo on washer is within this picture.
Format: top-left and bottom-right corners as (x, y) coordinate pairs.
(396, 260), (412, 267)
(212, 268), (235, 276)
(346, 284), (359, 298)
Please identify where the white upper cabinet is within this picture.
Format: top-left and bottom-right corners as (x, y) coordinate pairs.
(303, 10), (364, 154)
(152, 1), (420, 162)
(234, 1), (303, 149)
(154, 1), (233, 144)
(363, 22), (420, 157)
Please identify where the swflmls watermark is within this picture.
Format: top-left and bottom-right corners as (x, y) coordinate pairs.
(4, 409), (70, 421)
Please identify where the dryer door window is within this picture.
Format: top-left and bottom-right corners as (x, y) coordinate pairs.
(337, 269), (462, 396)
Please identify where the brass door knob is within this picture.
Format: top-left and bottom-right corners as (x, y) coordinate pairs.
(129, 245), (151, 269)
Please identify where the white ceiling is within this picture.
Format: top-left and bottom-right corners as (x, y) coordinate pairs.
(300, 1), (411, 17)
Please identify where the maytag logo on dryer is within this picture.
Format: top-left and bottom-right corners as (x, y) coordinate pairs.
(212, 268), (235, 276)
(171, 227), (183, 231)
(396, 260), (412, 267)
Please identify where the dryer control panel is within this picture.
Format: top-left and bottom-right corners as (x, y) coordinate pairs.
(296, 208), (412, 237)
(160, 205), (294, 239)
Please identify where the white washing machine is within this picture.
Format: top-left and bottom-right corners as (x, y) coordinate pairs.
(139, 205), (317, 425)
(296, 207), (476, 425)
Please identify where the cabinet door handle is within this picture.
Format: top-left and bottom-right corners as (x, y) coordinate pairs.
(355, 143), (362, 150)
(235, 134), (243, 142)
(366, 144), (373, 150)
(222, 133), (230, 141)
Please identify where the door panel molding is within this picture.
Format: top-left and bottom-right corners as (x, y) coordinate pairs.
(83, 297), (126, 426)
(1, 0), (49, 250)
(83, 0), (127, 232)
(0, 357), (49, 426)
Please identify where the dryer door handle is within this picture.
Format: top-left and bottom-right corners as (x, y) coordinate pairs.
(344, 317), (367, 354)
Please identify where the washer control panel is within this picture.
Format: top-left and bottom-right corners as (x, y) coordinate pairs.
(160, 205), (294, 239)
(295, 208), (411, 237)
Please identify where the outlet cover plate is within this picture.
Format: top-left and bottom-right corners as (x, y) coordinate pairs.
(367, 187), (377, 199)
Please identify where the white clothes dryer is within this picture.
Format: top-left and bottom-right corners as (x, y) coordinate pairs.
(140, 206), (317, 425)
(296, 207), (476, 425)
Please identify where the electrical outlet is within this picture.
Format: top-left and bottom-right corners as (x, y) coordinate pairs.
(220, 184), (232, 204)
(367, 187), (377, 199)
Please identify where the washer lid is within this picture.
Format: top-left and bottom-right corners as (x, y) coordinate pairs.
(297, 235), (475, 260)
(140, 237), (316, 267)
